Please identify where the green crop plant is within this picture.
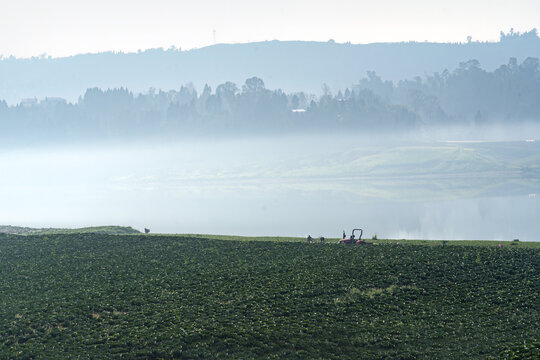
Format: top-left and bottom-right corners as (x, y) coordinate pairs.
(0, 233), (538, 359)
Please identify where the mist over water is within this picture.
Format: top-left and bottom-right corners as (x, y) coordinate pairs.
(1, 130), (539, 241)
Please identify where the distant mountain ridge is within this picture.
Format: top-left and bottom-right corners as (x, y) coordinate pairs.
(1, 30), (539, 104)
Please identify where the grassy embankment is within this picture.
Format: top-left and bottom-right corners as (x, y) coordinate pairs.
(0, 225), (140, 236)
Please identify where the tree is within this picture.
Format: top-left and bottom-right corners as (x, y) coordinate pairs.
(216, 82), (238, 98)
(242, 77), (265, 93)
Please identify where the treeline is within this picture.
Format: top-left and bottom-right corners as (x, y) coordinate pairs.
(356, 57), (540, 123)
(0, 57), (539, 144)
(0, 78), (418, 143)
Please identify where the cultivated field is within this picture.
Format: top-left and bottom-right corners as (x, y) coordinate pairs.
(1, 234), (538, 359)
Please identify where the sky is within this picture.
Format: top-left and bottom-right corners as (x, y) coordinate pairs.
(0, 0), (539, 58)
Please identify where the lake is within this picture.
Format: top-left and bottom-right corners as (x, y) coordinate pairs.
(1, 135), (538, 240)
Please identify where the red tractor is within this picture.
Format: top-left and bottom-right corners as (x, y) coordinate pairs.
(339, 228), (373, 245)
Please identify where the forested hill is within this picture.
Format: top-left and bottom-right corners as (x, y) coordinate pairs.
(1, 56), (540, 146)
(1, 29), (540, 104)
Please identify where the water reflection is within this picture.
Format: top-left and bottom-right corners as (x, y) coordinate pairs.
(1, 137), (538, 240)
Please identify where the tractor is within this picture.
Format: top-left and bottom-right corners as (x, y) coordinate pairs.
(339, 228), (373, 245)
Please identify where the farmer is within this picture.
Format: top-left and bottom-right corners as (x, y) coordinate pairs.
(307, 235), (312, 243)
(320, 236), (325, 243)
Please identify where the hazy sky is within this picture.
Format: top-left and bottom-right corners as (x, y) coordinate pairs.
(1, 0), (539, 58)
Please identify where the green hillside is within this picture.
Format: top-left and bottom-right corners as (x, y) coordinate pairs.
(0, 225), (140, 236)
(288, 142), (538, 178)
(280, 141), (540, 201)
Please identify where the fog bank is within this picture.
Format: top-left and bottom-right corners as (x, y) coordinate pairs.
(1, 131), (538, 240)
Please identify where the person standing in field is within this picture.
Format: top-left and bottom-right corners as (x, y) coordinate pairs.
(307, 235), (312, 243)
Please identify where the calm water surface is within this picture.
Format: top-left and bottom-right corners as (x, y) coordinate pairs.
(1, 136), (538, 240)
